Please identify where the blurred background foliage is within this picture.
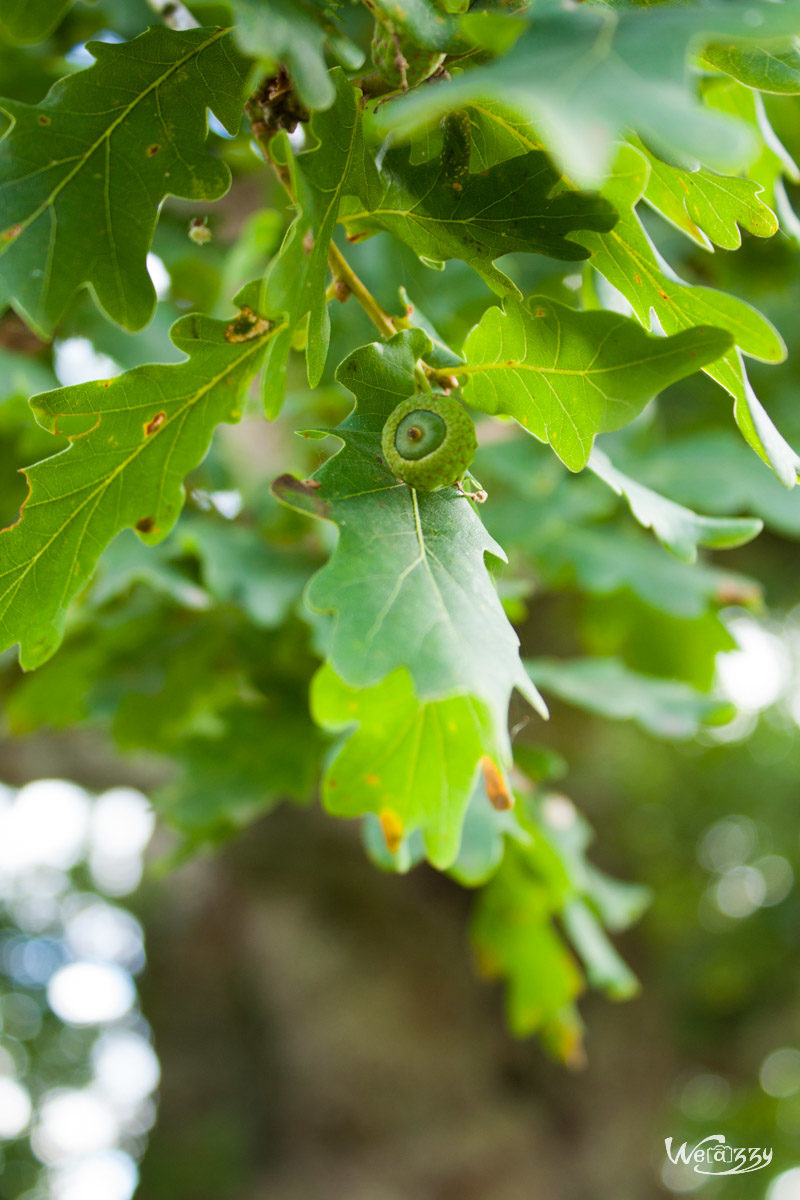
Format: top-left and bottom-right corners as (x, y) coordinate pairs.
(0, 1), (799, 1198)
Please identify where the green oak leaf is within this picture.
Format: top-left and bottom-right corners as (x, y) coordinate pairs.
(260, 71), (365, 411)
(339, 146), (617, 294)
(588, 446), (763, 562)
(636, 140), (778, 251)
(231, 0), (363, 111)
(703, 42), (800, 94)
(0, 26), (248, 336)
(540, 526), (758, 620)
(457, 296), (732, 471)
(157, 701), (320, 850)
(273, 328), (546, 748)
(0, 0), (73, 42)
(381, 1), (800, 187)
(312, 663), (492, 869)
(573, 146), (800, 487)
(706, 77), (800, 203)
(0, 288), (275, 669)
(527, 656), (733, 739)
(471, 791), (647, 1055)
(471, 836), (585, 1056)
(362, 766), (521, 880)
(622, 431), (800, 540)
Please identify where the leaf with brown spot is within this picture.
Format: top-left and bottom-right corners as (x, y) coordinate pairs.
(0, 285), (274, 668)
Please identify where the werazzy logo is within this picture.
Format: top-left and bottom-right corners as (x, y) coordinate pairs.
(665, 1134), (773, 1176)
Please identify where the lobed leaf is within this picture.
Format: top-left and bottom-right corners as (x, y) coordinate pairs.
(381, 1), (800, 187)
(260, 70), (365, 411)
(637, 140), (778, 252)
(312, 663), (492, 869)
(0, 26), (248, 335)
(588, 446), (763, 562)
(340, 146), (617, 294)
(458, 296), (731, 471)
(0, 291), (275, 668)
(274, 328), (545, 744)
(573, 146), (800, 487)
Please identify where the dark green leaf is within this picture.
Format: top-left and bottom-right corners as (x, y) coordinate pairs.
(260, 71), (365, 410)
(0, 290), (275, 668)
(0, 26), (248, 334)
(274, 329), (545, 744)
(0, 0), (73, 42)
(340, 147), (617, 294)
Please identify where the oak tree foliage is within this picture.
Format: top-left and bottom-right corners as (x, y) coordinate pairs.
(0, 0), (799, 1058)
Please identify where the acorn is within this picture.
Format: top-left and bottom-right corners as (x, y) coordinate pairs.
(381, 394), (477, 491)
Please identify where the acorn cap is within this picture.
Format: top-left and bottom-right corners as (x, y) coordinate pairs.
(381, 394), (477, 491)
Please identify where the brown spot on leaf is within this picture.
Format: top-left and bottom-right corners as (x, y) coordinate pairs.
(481, 756), (513, 810)
(2, 224), (23, 242)
(136, 517), (156, 534)
(147, 144), (161, 156)
(38, 115), (51, 126)
(224, 305), (271, 343)
(144, 411), (166, 436)
(379, 808), (403, 853)
(271, 473), (331, 518)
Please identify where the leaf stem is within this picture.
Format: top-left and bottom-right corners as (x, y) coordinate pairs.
(327, 242), (396, 339)
(247, 82), (430, 390)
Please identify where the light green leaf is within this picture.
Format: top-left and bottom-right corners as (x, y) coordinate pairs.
(622, 430), (800, 540)
(0, 0), (73, 42)
(260, 70), (364, 410)
(231, 0), (362, 111)
(588, 445), (763, 561)
(273, 328), (545, 749)
(0, 26), (248, 335)
(573, 145), (800, 487)
(703, 41), (800, 94)
(458, 296), (731, 471)
(539, 527), (757, 619)
(312, 663), (491, 869)
(471, 838), (585, 1056)
(339, 146), (617, 294)
(527, 656), (733, 739)
(0, 290), (275, 669)
(637, 140), (778, 251)
(561, 900), (640, 1001)
(381, 2), (800, 187)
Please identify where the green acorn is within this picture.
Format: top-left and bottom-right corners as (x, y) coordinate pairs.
(382, 394), (477, 491)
